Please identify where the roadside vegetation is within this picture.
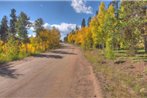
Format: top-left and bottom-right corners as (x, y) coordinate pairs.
(0, 9), (60, 63)
(84, 49), (147, 98)
(65, 1), (147, 98)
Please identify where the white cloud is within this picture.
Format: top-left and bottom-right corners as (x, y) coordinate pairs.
(51, 23), (77, 33)
(43, 23), (52, 29)
(28, 21), (79, 40)
(43, 22), (79, 40)
(29, 27), (35, 31)
(71, 0), (93, 14)
(29, 21), (79, 36)
(43, 22), (78, 34)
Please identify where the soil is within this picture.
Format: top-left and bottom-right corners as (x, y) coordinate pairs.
(0, 43), (103, 98)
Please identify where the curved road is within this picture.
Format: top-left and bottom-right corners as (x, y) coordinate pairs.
(0, 44), (102, 98)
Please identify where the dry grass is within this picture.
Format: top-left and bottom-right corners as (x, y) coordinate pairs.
(83, 49), (147, 98)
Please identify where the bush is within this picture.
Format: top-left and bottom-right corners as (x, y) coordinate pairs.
(2, 37), (19, 61)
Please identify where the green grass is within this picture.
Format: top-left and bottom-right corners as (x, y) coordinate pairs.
(114, 49), (147, 62)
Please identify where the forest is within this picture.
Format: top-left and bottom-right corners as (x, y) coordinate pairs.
(0, 9), (60, 63)
(65, 1), (147, 59)
(65, 1), (147, 98)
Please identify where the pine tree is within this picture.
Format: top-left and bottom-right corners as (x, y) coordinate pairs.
(34, 18), (44, 37)
(87, 17), (91, 26)
(95, 10), (98, 15)
(75, 25), (79, 31)
(0, 16), (8, 42)
(10, 8), (17, 38)
(81, 18), (86, 28)
(16, 12), (30, 43)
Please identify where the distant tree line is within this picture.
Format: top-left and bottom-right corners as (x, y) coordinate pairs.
(0, 9), (60, 62)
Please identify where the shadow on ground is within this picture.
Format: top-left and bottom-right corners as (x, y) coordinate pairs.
(0, 64), (22, 79)
(51, 50), (77, 55)
(60, 43), (75, 50)
(33, 54), (63, 59)
(114, 60), (126, 64)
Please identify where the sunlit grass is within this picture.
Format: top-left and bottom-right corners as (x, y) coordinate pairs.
(114, 48), (147, 62)
(84, 49), (147, 98)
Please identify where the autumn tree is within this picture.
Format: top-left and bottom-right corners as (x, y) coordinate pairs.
(109, 1), (119, 18)
(65, 1), (147, 59)
(0, 9), (61, 62)
(83, 27), (93, 49)
(50, 27), (61, 48)
(97, 2), (106, 49)
(89, 2), (106, 48)
(89, 16), (99, 48)
(104, 4), (116, 59)
(67, 30), (76, 44)
(36, 28), (60, 50)
(119, 1), (147, 55)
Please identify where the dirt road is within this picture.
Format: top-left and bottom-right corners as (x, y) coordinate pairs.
(0, 44), (102, 98)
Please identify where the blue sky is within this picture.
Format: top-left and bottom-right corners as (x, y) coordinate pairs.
(0, 0), (111, 39)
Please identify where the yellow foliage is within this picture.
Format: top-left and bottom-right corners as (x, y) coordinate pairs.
(0, 28), (60, 62)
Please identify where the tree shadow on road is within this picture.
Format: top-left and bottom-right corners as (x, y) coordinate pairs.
(0, 64), (22, 79)
(33, 54), (63, 59)
(60, 44), (75, 50)
(51, 50), (77, 55)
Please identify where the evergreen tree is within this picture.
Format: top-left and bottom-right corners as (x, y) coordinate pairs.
(10, 9), (17, 38)
(95, 10), (98, 15)
(0, 16), (8, 42)
(87, 17), (91, 26)
(34, 18), (44, 36)
(75, 25), (79, 31)
(81, 18), (86, 28)
(109, 1), (119, 18)
(16, 12), (30, 43)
